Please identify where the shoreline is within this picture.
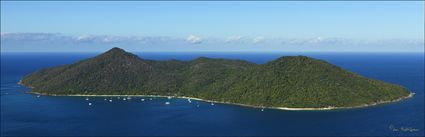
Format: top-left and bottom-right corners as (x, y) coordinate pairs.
(26, 91), (415, 111)
(19, 80), (415, 111)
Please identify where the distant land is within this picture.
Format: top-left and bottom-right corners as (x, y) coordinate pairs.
(19, 47), (413, 110)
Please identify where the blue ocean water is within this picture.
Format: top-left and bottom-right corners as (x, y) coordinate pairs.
(1, 52), (424, 136)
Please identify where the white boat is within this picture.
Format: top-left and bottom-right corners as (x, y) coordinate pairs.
(123, 98), (127, 101)
(167, 96), (172, 99)
(109, 99), (113, 102)
(165, 102), (170, 105)
(187, 99), (192, 103)
(85, 98), (89, 101)
(127, 97), (131, 100)
(149, 98), (152, 100)
(36, 95), (41, 98)
(211, 103), (215, 106)
(141, 99), (145, 101)
(261, 108), (264, 111)
(88, 103), (92, 106)
(104, 98), (107, 101)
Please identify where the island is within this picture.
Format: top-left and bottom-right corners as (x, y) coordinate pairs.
(19, 47), (413, 110)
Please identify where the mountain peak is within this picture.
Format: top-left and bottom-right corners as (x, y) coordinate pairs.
(100, 47), (139, 59)
(106, 47), (127, 53)
(269, 55), (315, 64)
(276, 55), (311, 61)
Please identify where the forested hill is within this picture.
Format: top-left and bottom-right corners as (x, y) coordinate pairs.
(20, 47), (411, 108)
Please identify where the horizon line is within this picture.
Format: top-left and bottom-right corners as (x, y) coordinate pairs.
(1, 50), (424, 54)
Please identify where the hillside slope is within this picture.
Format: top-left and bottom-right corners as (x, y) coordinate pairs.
(20, 47), (411, 108)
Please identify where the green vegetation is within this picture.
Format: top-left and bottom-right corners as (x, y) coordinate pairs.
(21, 47), (411, 108)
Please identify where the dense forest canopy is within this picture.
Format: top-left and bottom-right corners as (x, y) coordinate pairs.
(21, 47), (410, 108)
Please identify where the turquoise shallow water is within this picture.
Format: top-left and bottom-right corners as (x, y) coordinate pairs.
(1, 52), (424, 136)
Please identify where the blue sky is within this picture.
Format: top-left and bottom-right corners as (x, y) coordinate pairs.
(1, 1), (424, 52)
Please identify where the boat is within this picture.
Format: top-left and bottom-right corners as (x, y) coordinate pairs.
(211, 103), (215, 106)
(123, 98), (126, 101)
(165, 102), (170, 105)
(109, 99), (112, 102)
(167, 96), (172, 99)
(149, 98), (152, 100)
(187, 99), (192, 103)
(141, 99), (145, 101)
(88, 103), (92, 106)
(85, 98), (89, 101)
(36, 95), (40, 98)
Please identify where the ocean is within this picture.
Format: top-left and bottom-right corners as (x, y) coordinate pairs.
(1, 52), (424, 136)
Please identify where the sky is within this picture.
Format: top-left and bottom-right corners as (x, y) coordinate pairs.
(1, 1), (424, 52)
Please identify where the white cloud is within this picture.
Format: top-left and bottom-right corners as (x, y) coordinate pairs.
(101, 36), (124, 43)
(75, 35), (95, 42)
(0, 33), (63, 41)
(307, 37), (348, 45)
(252, 36), (264, 44)
(1, 32), (423, 52)
(74, 35), (163, 44)
(0, 33), (178, 46)
(186, 34), (202, 44)
(275, 37), (352, 46)
(310, 37), (325, 43)
(226, 35), (242, 42)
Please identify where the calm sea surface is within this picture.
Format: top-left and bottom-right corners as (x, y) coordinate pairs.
(1, 52), (424, 136)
